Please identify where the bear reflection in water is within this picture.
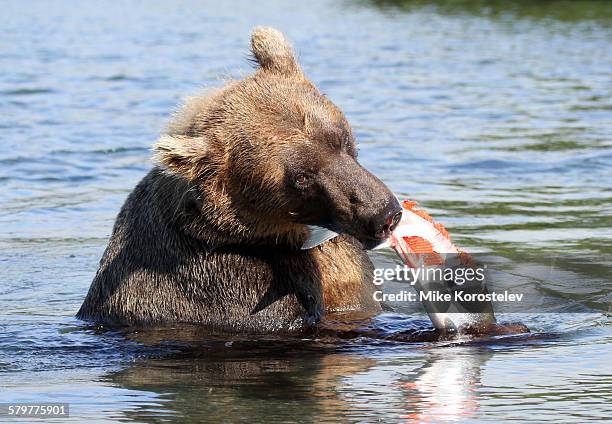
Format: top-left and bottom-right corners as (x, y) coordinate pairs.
(103, 319), (537, 422)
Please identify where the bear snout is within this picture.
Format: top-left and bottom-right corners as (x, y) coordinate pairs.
(317, 154), (400, 249)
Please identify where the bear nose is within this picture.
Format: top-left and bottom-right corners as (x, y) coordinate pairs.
(373, 202), (403, 240)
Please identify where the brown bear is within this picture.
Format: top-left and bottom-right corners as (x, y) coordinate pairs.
(77, 27), (401, 333)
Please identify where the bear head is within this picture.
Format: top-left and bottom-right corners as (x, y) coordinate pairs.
(155, 27), (401, 249)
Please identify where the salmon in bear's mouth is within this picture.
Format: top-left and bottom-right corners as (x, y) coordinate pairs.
(303, 198), (529, 336)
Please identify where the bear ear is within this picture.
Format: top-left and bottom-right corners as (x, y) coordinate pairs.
(250, 27), (303, 77)
(154, 134), (210, 180)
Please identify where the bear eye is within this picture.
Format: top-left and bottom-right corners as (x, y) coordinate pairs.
(294, 173), (310, 188)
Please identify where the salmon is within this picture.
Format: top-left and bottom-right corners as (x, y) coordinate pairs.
(377, 200), (496, 332)
(303, 199), (499, 333)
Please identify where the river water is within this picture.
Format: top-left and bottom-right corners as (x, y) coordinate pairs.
(1, 1), (611, 422)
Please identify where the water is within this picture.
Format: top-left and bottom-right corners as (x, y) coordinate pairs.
(1, 0), (611, 422)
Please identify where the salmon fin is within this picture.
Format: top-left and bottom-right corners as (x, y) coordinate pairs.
(458, 249), (475, 267)
(434, 222), (450, 240)
(402, 200), (418, 210)
(301, 225), (340, 250)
